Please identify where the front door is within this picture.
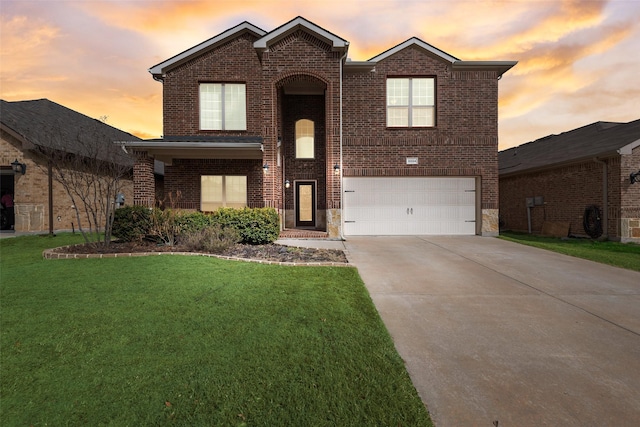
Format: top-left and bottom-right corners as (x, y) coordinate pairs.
(295, 181), (316, 227)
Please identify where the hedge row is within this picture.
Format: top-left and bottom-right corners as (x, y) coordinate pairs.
(112, 206), (280, 245)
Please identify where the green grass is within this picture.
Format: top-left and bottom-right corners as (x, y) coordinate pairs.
(0, 234), (431, 426)
(499, 232), (640, 272)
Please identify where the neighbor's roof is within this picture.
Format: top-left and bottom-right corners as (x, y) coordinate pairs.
(0, 98), (138, 166)
(499, 119), (640, 176)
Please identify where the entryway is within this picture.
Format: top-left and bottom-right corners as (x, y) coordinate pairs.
(295, 180), (316, 227)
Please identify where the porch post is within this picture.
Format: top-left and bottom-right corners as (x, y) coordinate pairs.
(133, 150), (155, 208)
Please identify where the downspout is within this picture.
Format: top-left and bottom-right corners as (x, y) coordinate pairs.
(594, 157), (608, 239)
(339, 48), (348, 241)
(48, 160), (54, 236)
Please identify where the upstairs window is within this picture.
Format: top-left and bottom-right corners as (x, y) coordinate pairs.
(200, 83), (246, 130)
(387, 78), (435, 128)
(295, 119), (315, 159)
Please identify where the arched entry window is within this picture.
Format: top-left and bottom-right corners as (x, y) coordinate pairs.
(295, 119), (314, 159)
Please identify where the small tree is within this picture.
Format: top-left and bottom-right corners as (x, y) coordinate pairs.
(35, 117), (134, 247)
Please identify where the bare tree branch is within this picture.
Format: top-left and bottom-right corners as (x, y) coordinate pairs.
(35, 118), (134, 247)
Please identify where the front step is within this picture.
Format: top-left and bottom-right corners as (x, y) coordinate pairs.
(279, 229), (329, 239)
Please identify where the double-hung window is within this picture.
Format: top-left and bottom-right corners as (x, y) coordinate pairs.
(200, 83), (246, 130)
(201, 175), (247, 211)
(387, 77), (435, 127)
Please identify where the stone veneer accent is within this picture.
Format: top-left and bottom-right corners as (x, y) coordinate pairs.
(482, 209), (499, 236)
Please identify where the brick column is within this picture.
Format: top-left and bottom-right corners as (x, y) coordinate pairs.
(133, 151), (155, 207)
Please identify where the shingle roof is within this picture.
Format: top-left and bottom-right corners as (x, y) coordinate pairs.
(1, 98), (138, 165)
(499, 119), (640, 176)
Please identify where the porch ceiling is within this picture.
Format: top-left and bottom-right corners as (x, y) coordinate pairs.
(115, 139), (263, 165)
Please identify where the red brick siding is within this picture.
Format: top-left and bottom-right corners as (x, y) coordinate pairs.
(342, 46), (499, 209)
(260, 32), (342, 210)
(162, 34), (263, 136)
(158, 30), (502, 216)
(133, 151), (154, 207)
(621, 147), (640, 218)
(499, 157), (625, 237)
(164, 159), (263, 209)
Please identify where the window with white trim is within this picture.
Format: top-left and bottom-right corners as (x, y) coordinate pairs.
(295, 119), (315, 159)
(201, 175), (247, 211)
(200, 83), (246, 130)
(387, 78), (435, 127)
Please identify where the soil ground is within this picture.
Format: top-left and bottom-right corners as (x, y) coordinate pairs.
(55, 240), (348, 264)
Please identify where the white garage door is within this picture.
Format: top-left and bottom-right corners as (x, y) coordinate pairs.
(343, 177), (477, 236)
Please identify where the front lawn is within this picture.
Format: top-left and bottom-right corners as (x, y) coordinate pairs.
(0, 234), (432, 426)
(499, 232), (640, 272)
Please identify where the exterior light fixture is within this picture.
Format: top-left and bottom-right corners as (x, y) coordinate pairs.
(11, 159), (26, 175)
(263, 163), (269, 174)
(285, 179), (290, 189)
(631, 170), (640, 184)
(333, 164), (340, 175)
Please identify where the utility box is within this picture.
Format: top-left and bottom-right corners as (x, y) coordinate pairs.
(534, 196), (544, 206)
(526, 197), (535, 207)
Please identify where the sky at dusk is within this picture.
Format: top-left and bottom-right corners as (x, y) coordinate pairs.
(1, 0), (639, 150)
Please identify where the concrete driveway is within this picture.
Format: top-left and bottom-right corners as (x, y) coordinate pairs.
(344, 236), (640, 427)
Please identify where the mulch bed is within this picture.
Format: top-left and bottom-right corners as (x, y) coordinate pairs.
(54, 240), (348, 264)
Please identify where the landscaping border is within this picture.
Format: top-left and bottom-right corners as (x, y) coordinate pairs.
(42, 245), (352, 267)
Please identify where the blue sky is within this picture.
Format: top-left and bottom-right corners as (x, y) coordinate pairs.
(2, 0), (639, 149)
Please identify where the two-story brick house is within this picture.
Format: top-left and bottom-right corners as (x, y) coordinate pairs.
(121, 16), (516, 238)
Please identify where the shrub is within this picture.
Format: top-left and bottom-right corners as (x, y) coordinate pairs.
(181, 224), (241, 253)
(212, 207), (279, 245)
(112, 206), (151, 242)
(149, 208), (182, 246)
(177, 211), (216, 235)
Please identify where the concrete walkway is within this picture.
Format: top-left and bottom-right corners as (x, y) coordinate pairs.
(344, 236), (640, 427)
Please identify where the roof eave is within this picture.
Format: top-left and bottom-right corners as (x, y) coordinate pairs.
(114, 140), (264, 164)
(618, 138), (640, 155)
(253, 16), (349, 53)
(370, 37), (459, 63)
(499, 150), (623, 177)
(343, 61), (377, 73)
(452, 61), (518, 77)
(148, 21), (267, 79)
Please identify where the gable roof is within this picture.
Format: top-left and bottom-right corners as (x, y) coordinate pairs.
(499, 119), (640, 176)
(366, 37), (516, 77)
(149, 17), (516, 79)
(370, 37), (459, 63)
(149, 21), (267, 80)
(253, 16), (348, 53)
(0, 98), (138, 166)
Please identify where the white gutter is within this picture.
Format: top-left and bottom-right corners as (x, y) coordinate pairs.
(339, 48), (348, 241)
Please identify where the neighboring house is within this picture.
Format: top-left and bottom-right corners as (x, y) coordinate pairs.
(499, 119), (640, 242)
(120, 16), (516, 238)
(0, 99), (137, 233)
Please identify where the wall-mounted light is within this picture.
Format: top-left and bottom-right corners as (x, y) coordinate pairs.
(333, 164), (340, 176)
(263, 163), (269, 174)
(631, 170), (640, 184)
(11, 159), (26, 175)
(285, 179), (290, 189)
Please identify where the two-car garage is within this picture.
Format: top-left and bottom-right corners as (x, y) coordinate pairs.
(343, 177), (478, 236)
